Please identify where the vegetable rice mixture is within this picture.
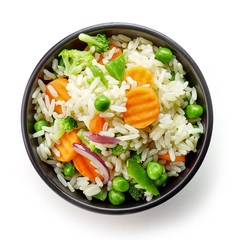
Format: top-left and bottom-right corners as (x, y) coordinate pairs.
(32, 33), (204, 205)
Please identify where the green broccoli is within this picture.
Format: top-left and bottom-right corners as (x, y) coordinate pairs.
(129, 151), (142, 163)
(128, 184), (145, 201)
(112, 145), (126, 156)
(54, 116), (78, 140)
(58, 49), (94, 76)
(78, 33), (110, 53)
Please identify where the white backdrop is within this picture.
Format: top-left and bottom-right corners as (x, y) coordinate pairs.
(1, 0), (235, 239)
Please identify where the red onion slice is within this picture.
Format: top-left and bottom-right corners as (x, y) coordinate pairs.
(82, 132), (121, 144)
(72, 143), (110, 184)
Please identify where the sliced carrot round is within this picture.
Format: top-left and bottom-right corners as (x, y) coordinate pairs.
(45, 78), (71, 114)
(124, 66), (154, 88)
(73, 154), (104, 182)
(89, 114), (106, 133)
(123, 87), (160, 129)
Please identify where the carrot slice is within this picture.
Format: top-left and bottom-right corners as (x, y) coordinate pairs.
(97, 44), (122, 65)
(89, 114), (106, 133)
(53, 130), (80, 162)
(124, 66), (154, 88)
(73, 154), (104, 181)
(158, 153), (186, 163)
(123, 87), (160, 128)
(45, 78), (71, 114)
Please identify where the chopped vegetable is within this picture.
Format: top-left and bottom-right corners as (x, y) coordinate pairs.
(105, 52), (127, 83)
(123, 87), (160, 129)
(77, 129), (101, 153)
(158, 153), (186, 163)
(112, 145), (126, 156)
(155, 47), (173, 63)
(58, 49), (94, 76)
(89, 114), (106, 133)
(190, 125), (201, 137)
(94, 94), (110, 111)
(128, 184), (146, 201)
(170, 71), (175, 81)
(112, 177), (130, 192)
(89, 65), (108, 88)
(82, 132), (121, 144)
(45, 78), (71, 114)
(54, 130), (80, 162)
(59, 58), (65, 67)
(108, 189), (125, 205)
(186, 104), (203, 119)
(87, 77), (94, 85)
(93, 187), (107, 201)
(146, 162), (163, 180)
(54, 116), (78, 140)
(63, 162), (75, 176)
(72, 143), (110, 184)
(78, 33), (110, 53)
(155, 172), (168, 187)
(124, 66), (154, 88)
(73, 153), (103, 182)
(129, 151), (142, 163)
(34, 120), (48, 132)
(127, 158), (159, 196)
(97, 44), (122, 65)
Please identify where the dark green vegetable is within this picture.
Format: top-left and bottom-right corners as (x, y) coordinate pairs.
(147, 162), (163, 180)
(186, 104), (203, 119)
(190, 125), (201, 137)
(129, 151), (142, 163)
(155, 47), (173, 63)
(34, 120), (48, 132)
(77, 129), (101, 153)
(78, 33), (110, 53)
(94, 95), (110, 112)
(170, 71), (175, 81)
(58, 49), (94, 76)
(105, 52), (127, 84)
(63, 162), (75, 177)
(111, 145), (126, 156)
(89, 65), (108, 88)
(112, 177), (130, 192)
(87, 77), (94, 85)
(54, 116), (78, 140)
(53, 71), (58, 78)
(59, 58), (65, 67)
(93, 188), (107, 201)
(108, 189), (125, 205)
(127, 159), (159, 196)
(128, 184), (145, 201)
(155, 172), (168, 187)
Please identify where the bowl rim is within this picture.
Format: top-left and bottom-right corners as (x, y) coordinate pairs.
(21, 22), (213, 214)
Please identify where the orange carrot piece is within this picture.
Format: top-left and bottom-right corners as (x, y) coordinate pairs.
(124, 66), (154, 88)
(97, 44), (122, 65)
(45, 78), (71, 114)
(158, 153), (186, 163)
(53, 130), (80, 162)
(123, 87), (160, 129)
(73, 154), (104, 182)
(89, 114), (106, 133)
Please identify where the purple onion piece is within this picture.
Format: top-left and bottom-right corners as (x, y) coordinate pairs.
(82, 132), (121, 144)
(72, 143), (110, 184)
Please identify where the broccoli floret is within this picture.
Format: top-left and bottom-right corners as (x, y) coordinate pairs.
(129, 151), (142, 163)
(79, 33), (110, 53)
(128, 184), (145, 201)
(112, 145), (126, 156)
(54, 116), (78, 140)
(58, 49), (94, 76)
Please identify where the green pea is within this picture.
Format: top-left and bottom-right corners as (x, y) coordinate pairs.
(63, 162), (75, 177)
(155, 47), (173, 63)
(147, 162), (163, 180)
(34, 120), (48, 132)
(94, 95), (110, 112)
(155, 172), (168, 187)
(108, 189), (125, 205)
(112, 177), (130, 192)
(186, 104), (203, 119)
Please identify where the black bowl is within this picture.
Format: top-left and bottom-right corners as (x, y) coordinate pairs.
(21, 22), (213, 214)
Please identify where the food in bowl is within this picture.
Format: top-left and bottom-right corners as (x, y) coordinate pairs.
(31, 33), (204, 205)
